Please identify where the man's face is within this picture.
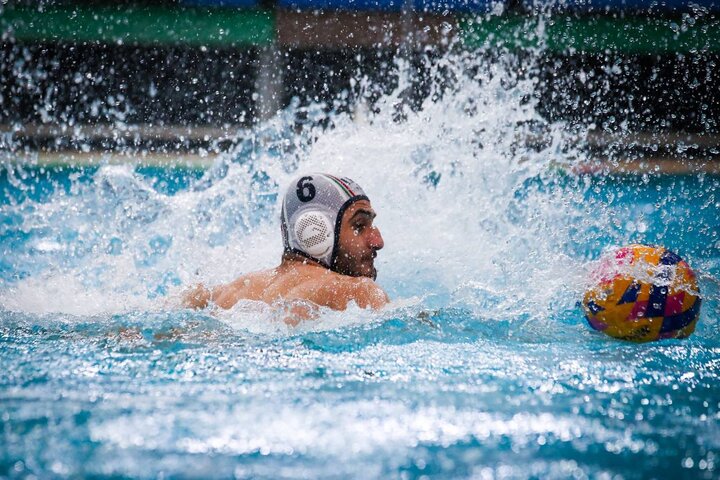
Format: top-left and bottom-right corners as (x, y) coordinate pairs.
(333, 200), (384, 279)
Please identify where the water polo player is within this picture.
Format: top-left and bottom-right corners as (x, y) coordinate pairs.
(182, 173), (388, 320)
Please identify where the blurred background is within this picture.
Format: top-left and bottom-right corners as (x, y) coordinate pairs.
(1, 0), (719, 169)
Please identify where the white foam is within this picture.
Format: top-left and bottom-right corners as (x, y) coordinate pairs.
(1, 47), (599, 324)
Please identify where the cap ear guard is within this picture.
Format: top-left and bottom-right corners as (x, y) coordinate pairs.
(293, 211), (334, 259)
(281, 173), (369, 269)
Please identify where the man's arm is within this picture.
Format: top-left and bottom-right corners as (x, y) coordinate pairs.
(348, 277), (389, 309)
(182, 274), (262, 310)
(181, 284), (212, 309)
(297, 276), (388, 311)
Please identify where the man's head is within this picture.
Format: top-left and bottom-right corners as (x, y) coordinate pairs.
(281, 174), (384, 279)
(332, 198), (384, 279)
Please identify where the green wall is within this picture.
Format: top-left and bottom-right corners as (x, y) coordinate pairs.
(460, 14), (720, 54)
(1, 3), (719, 53)
(0, 4), (275, 47)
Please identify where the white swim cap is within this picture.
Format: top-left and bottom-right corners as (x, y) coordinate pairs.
(281, 173), (368, 269)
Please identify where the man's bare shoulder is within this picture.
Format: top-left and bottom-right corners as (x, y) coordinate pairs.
(213, 269), (278, 308)
(182, 261), (387, 313)
(343, 276), (389, 309)
(290, 272), (388, 310)
(182, 268), (277, 310)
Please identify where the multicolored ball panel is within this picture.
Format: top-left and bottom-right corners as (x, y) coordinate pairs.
(582, 244), (701, 343)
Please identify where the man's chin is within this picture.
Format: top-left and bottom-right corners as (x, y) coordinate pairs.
(332, 260), (376, 279)
(348, 267), (376, 280)
(348, 268), (376, 279)
(362, 265), (377, 280)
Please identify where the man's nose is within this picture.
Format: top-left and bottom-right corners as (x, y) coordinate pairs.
(368, 226), (384, 250)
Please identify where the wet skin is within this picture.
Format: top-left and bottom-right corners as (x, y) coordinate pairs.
(182, 200), (388, 323)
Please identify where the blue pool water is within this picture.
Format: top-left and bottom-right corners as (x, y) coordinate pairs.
(1, 53), (719, 478)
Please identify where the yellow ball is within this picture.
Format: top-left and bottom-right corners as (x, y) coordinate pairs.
(582, 244), (702, 342)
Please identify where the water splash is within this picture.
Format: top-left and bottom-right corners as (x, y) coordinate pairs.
(0, 37), (716, 335)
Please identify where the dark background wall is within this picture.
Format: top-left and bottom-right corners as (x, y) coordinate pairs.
(1, 0), (719, 154)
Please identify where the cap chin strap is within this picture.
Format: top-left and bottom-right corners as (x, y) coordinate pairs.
(329, 195), (369, 273)
(283, 248), (332, 270)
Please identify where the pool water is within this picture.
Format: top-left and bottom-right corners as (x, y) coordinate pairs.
(1, 51), (719, 478)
